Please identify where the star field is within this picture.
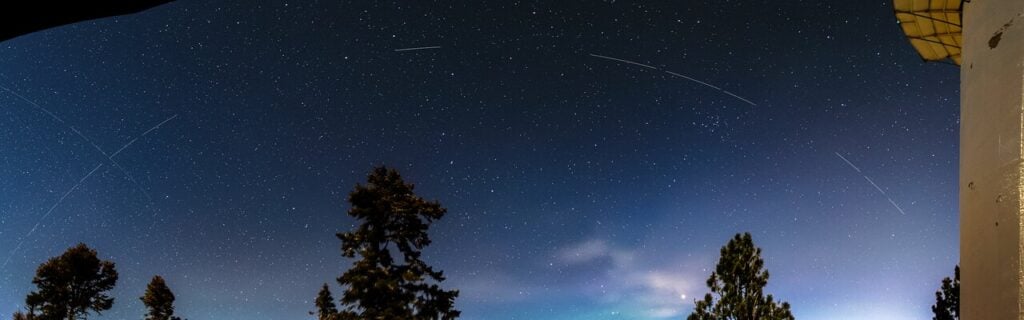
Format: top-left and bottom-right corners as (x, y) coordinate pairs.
(0, 1), (959, 319)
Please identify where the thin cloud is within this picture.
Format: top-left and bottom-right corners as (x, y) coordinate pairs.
(554, 238), (704, 318)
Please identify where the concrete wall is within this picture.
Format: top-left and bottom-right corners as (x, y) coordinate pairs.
(961, 1), (1024, 319)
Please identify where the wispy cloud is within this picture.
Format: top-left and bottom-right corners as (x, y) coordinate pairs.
(453, 271), (539, 304)
(556, 239), (633, 267)
(554, 238), (703, 318)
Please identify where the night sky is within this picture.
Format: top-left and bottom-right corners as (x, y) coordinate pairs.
(0, 1), (960, 319)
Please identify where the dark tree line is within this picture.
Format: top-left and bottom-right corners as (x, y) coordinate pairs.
(10, 167), (460, 320)
(687, 232), (962, 320)
(313, 169), (803, 320)
(11, 244), (183, 320)
(10, 168), (832, 320)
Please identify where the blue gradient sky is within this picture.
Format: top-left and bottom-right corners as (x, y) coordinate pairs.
(0, 1), (958, 319)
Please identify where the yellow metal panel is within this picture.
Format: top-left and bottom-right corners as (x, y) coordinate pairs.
(893, 0), (962, 65)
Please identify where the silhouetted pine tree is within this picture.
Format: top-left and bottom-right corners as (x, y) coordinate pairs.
(932, 265), (959, 320)
(688, 233), (794, 320)
(11, 294), (43, 320)
(314, 284), (339, 320)
(24, 243), (118, 320)
(141, 275), (182, 320)
(336, 166), (460, 319)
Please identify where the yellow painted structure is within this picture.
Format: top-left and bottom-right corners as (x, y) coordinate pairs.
(894, 0), (963, 65)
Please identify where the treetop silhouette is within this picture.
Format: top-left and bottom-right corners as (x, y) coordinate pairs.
(688, 233), (794, 320)
(334, 166), (460, 320)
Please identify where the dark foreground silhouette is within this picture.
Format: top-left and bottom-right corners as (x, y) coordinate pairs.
(0, 0), (173, 42)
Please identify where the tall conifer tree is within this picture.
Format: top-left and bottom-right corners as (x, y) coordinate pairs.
(314, 284), (339, 320)
(141, 275), (182, 320)
(336, 166), (460, 319)
(688, 233), (794, 320)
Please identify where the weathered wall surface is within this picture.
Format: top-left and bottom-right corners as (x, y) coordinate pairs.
(961, 1), (1024, 319)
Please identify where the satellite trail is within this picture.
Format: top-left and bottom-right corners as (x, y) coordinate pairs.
(835, 152), (907, 215)
(589, 53), (659, 70)
(112, 114), (179, 157)
(834, 152), (862, 173)
(1, 163), (104, 269)
(590, 53), (758, 106)
(0, 85), (180, 271)
(394, 46), (442, 52)
(0, 85), (153, 201)
(721, 90), (757, 106)
(69, 125), (152, 202)
(0, 114), (178, 271)
(663, 71), (720, 90)
(0, 85), (64, 123)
